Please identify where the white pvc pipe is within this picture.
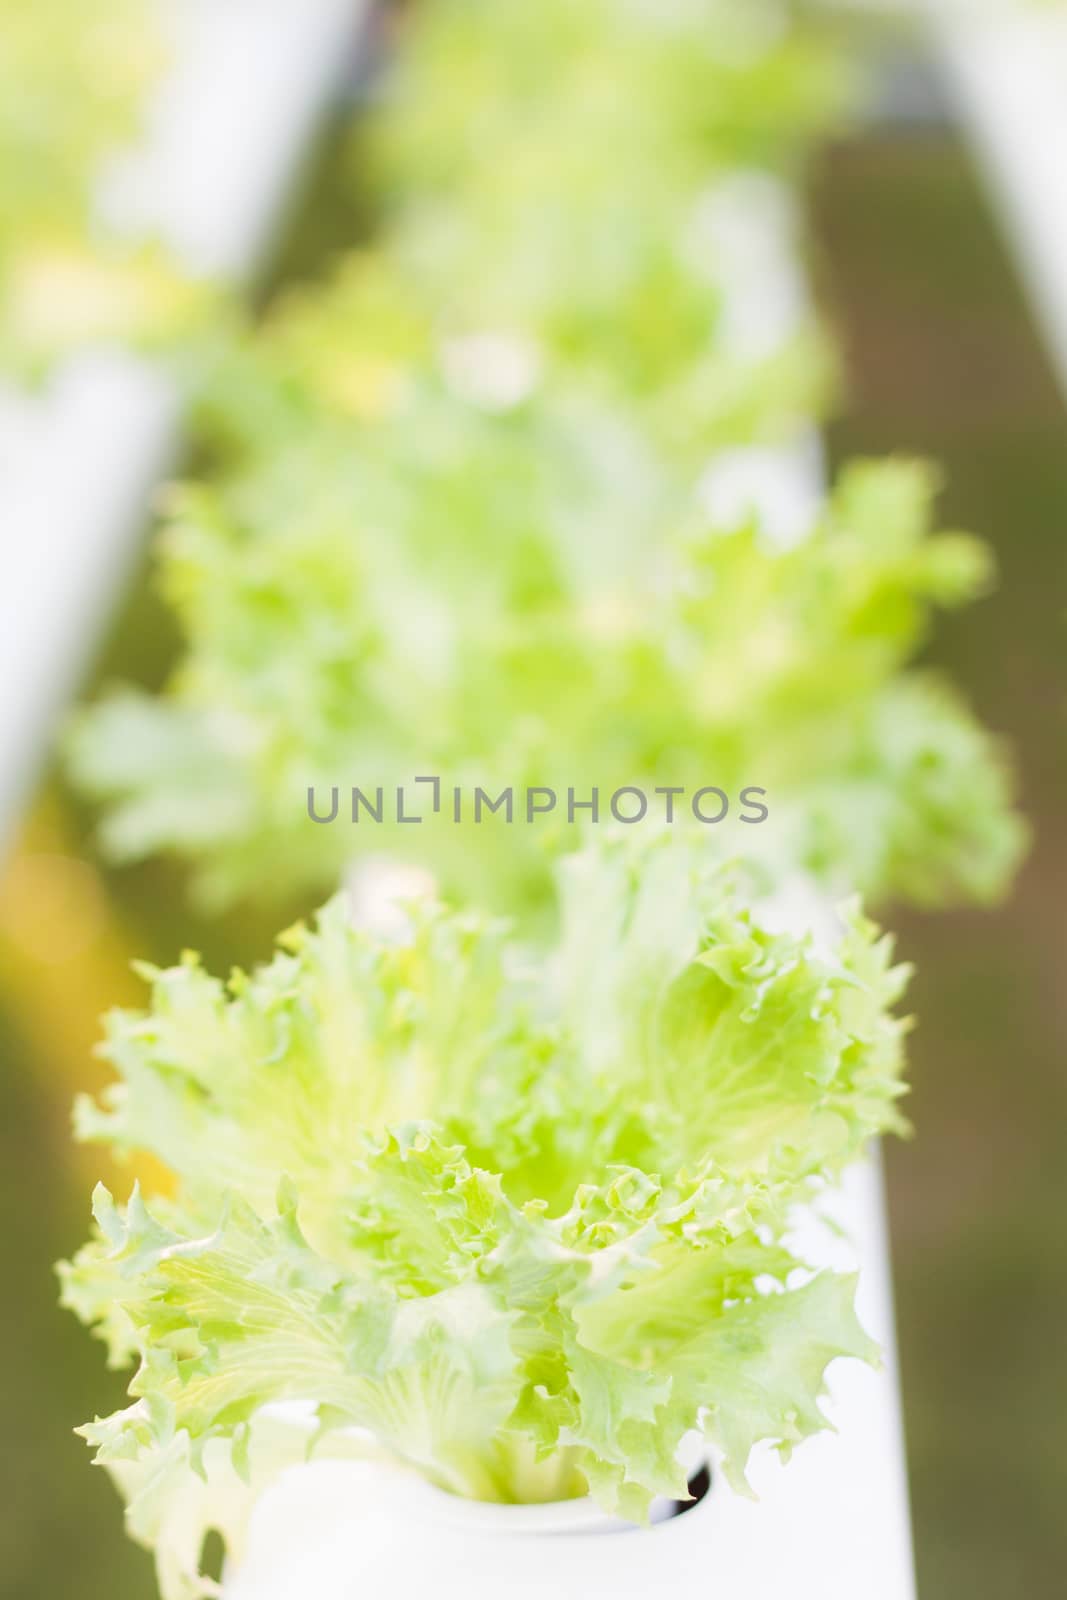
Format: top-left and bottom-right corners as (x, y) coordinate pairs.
(236, 825), (915, 1598)
(923, 2), (1067, 401)
(224, 1151), (913, 1600)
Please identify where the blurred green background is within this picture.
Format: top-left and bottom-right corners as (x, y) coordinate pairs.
(2, 90), (1065, 1600)
(814, 125), (1067, 1597)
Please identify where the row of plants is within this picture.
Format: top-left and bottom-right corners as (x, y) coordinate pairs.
(63, 838), (907, 1592)
(58, 3), (1025, 1597)
(68, 2), (1022, 920)
(0, 0), (203, 378)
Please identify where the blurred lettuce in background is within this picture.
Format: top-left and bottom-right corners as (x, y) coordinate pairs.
(65, 0), (1023, 917)
(69, 449), (1023, 914)
(372, 0), (850, 450)
(0, 0), (157, 246)
(0, 0), (208, 375)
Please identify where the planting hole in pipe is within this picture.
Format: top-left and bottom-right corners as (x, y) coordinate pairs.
(199, 1529), (226, 1585)
(666, 1464), (713, 1522)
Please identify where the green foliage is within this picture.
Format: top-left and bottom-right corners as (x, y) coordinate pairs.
(62, 837), (907, 1595)
(66, 1), (1023, 913)
(0, 0), (155, 248)
(0, 1), (204, 373)
(69, 453), (1024, 912)
(371, 0), (850, 445)
(57, 2), (1027, 1588)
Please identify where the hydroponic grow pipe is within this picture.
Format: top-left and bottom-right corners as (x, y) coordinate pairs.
(0, 0), (369, 859)
(923, 2), (1067, 402)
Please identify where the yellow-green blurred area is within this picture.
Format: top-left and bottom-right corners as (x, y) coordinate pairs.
(3, 99), (1067, 1600)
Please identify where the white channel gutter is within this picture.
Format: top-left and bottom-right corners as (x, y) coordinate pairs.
(689, 192), (913, 1596)
(0, 0), (369, 859)
(922, 1), (1067, 401)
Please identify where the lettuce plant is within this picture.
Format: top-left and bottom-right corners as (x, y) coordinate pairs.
(370, 0), (848, 457)
(62, 837), (909, 1597)
(177, 0), (846, 475)
(69, 448), (1024, 914)
(0, 0), (155, 251)
(66, 0), (1023, 916)
(0, 0), (203, 374)
(56, 2), (1023, 1587)
(190, 237), (830, 474)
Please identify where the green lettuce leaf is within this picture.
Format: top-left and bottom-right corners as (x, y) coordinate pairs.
(72, 837), (910, 1222)
(63, 838), (909, 1593)
(63, 0), (1023, 916)
(375, 0), (851, 414)
(69, 457), (1025, 914)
